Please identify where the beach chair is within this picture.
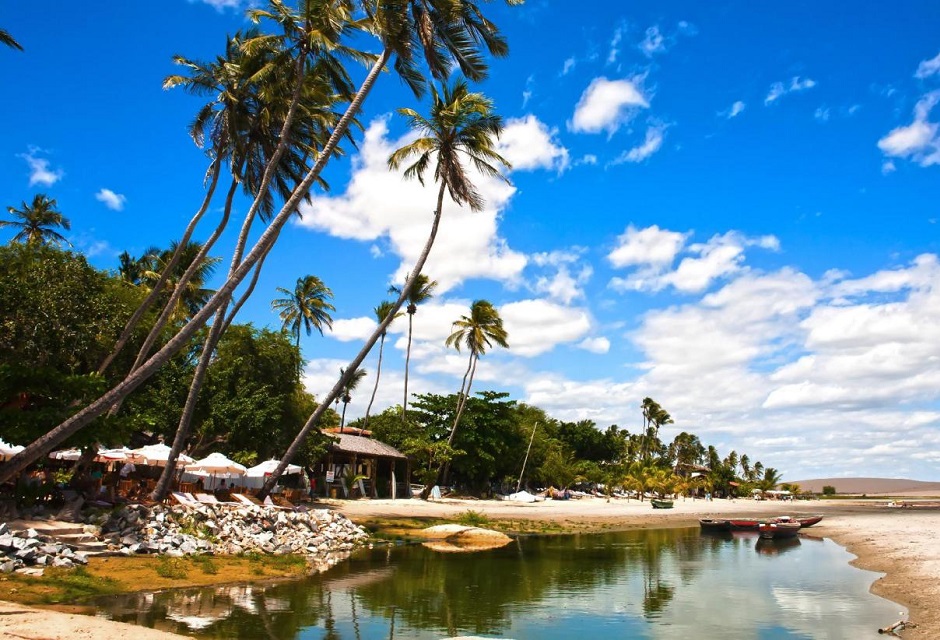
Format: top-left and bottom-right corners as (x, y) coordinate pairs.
(231, 493), (262, 507)
(193, 492), (221, 505)
(170, 492), (200, 508)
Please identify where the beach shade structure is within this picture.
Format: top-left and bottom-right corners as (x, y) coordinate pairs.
(130, 443), (195, 467)
(48, 448), (82, 461)
(95, 447), (133, 463)
(246, 459), (302, 478)
(0, 439), (25, 461)
(184, 452), (248, 477)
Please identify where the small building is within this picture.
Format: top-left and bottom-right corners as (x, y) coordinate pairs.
(312, 428), (410, 499)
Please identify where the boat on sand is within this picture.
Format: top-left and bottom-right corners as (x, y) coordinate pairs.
(758, 521), (802, 539)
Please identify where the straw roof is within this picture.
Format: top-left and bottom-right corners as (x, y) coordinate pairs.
(325, 432), (406, 460)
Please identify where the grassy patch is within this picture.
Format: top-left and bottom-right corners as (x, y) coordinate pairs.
(0, 566), (123, 605)
(190, 555), (219, 575)
(155, 557), (189, 579)
(456, 510), (491, 527)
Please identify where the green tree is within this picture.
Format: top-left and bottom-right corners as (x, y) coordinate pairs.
(388, 273), (437, 422)
(364, 300), (401, 425)
(1, 0), (521, 488)
(822, 485), (836, 496)
(2, 195), (71, 247)
(337, 366), (367, 430)
(272, 275), (335, 352)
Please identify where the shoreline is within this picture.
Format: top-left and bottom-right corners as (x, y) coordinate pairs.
(2, 496), (935, 639)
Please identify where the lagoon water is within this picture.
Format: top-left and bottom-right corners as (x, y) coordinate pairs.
(96, 528), (903, 639)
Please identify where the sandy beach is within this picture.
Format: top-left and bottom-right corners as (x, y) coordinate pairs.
(2, 496), (936, 639)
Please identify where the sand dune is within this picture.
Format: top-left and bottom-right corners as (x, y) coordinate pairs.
(791, 477), (940, 495)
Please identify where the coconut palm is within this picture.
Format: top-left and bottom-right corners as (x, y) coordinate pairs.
(420, 299), (507, 494)
(388, 273), (437, 422)
(364, 300), (401, 425)
(0, 0), (521, 489)
(338, 366), (367, 431)
(2, 195), (70, 247)
(136, 242), (223, 324)
(272, 275), (335, 351)
(0, 28), (22, 51)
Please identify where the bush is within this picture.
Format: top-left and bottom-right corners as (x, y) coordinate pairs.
(822, 485), (836, 496)
(456, 510), (490, 527)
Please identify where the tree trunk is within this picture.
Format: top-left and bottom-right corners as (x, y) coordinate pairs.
(258, 151), (444, 499)
(364, 334), (385, 425)
(401, 313), (413, 423)
(96, 157), (223, 375)
(0, 49), (393, 488)
(429, 354), (477, 493)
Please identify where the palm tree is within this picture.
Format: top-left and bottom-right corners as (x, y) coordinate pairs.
(364, 300), (401, 425)
(759, 467), (782, 492)
(0, 0), (521, 489)
(2, 195), (70, 247)
(388, 273), (437, 422)
(137, 241), (222, 324)
(0, 28), (22, 51)
(272, 275), (335, 352)
(338, 367), (367, 431)
(423, 299), (507, 494)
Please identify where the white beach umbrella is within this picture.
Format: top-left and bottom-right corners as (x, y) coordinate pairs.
(49, 448), (82, 461)
(185, 452), (247, 476)
(245, 459), (302, 478)
(130, 443), (194, 467)
(0, 439), (24, 462)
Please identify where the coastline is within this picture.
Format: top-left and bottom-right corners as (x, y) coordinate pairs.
(2, 496), (935, 639)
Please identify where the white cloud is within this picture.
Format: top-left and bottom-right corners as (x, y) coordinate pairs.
(570, 77), (649, 134)
(328, 317), (379, 342)
(915, 52), (940, 79)
(607, 25), (624, 65)
(19, 148), (63, 187)
(560, 57), (576, 76)
(609, 230), (780, 293)
(765, 76), (817, 105)
(498, 115), (569, 173)
(881, 160), (896, 175)
(499, 299), (593, 357)
(814, 107), (830, 122)
(296, 118), (527, 292)
(639, 26), (665, 57)
(194, 0), (241, 10)
(721, 101), (746, 119)
(877, 91), (940, 167)
(95, 188), (126, 211)
(577, 336), (610, 354)
(607, 224), (689, 269)
(612, 124), (666, 164)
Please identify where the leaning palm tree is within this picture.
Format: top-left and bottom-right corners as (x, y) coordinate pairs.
(338, 367), (367, 431)
(364, 300), (401, 425)
(0, 28), (22, 51)
(2, 195), (70, 247)
(0, 0), (521, 489)
(272, 275), (335, 352)
(388, 273), (437, 422)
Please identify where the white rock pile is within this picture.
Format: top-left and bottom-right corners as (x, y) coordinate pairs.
(0, 522), (89, 574)
(2, 504), (370, 575)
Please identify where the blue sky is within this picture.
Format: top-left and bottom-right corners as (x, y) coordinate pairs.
(3, 1), (940, 481)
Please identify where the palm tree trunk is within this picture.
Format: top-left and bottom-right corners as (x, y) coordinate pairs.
(0, 49), (394, 488)
(364, 334), (385, 425)
(435, 354), (477, 491)
(96, 157), (223, 375)
(258, 146), (443, 499)
(341, 401), (348, 429)
(402, 314), (413, 423)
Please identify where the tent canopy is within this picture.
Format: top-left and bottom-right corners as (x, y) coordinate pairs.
(245, 459), (301, 478)
(131, 444), (194, 467)
(0, 439), (24, 462)
(184, 452), (247, 476)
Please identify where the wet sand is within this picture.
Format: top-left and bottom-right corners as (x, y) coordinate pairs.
(1, 496), (935, 639)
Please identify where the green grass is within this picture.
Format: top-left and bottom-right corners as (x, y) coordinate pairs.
(456, 510), (491, 527)
(190, 555), (219, 575)
(35, 566), (122, 603)
(155, 557), (189, 579)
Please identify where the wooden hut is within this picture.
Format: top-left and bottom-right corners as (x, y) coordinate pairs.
(315, 428), (410, 499)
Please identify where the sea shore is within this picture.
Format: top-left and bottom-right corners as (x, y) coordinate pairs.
(2, 496), (936, 639)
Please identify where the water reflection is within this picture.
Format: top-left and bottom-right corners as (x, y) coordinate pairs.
(95, 528), (903, 639)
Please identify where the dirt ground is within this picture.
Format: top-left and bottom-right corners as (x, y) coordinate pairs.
(1, 495), (936, 639)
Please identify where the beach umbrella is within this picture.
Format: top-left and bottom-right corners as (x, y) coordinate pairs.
(49, 448), (82, 461)
(0, 439), (24, 462)
(130, 443), (194, 467)
(184, 452), (247, 476)
(246, 459), (302, 478)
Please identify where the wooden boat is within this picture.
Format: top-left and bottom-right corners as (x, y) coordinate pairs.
(758, 521), (801, 539)
(728, 518), (760, 531)
(699, 518), (731, 532)
(796, 515), (823, 528)
(651, 499), (674, 509)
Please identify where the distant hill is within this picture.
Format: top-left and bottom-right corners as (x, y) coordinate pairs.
(792, 477), (940, 496)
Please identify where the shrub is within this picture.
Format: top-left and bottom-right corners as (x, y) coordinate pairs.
(822, 485), (836, 496)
